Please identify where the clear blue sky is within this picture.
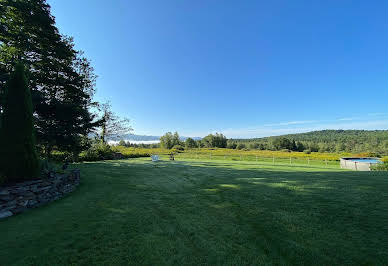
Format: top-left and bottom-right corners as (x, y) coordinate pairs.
(48, 0), (388, 138)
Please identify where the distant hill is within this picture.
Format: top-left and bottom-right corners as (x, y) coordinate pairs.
(231, 130), (388, 154)
(236, 130), (388, 142)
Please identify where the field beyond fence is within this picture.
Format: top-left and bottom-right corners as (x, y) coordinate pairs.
(113, 147), (355, 168)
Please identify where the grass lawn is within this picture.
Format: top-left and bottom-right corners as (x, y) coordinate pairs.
(1, 158), (387, 265)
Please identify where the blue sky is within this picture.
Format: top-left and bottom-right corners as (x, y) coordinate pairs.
(48, 0), (388, 138)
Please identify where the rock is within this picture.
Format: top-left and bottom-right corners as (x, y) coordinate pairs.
(27, 200), (38, 207)
(35, 186), (51, 192)
(0, 211), (13, 219)
(5, 200), (17, 207)
(19, 200), (29, 207)
(23, 180), (43, 186)
(0, 190), (9, 196)
(0, 195), (12, 201)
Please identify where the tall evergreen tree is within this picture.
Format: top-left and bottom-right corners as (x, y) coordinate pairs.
(0, 63), (40, 182)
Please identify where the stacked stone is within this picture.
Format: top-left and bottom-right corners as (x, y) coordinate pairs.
(0, 169), (80, 219)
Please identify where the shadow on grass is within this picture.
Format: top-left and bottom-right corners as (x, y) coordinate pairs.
(0, 158), (386, 265)
(74, 158), (388, 264)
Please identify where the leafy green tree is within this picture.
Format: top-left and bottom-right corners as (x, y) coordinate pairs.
(160, 132), (181, 149)
(227, 140), (237, 149)
(202, 133), (227, 148)
(0, 0), (98, 157)
(172, 132), (181, 146)
(0, 63), (40, 182)
(296, 141), (305, 152)
(185, 138), (196, 149)
(99, 102), (132, 144)
(118, 140), (127, 146)
(291, 140), (297, 151)
(272, 137), (292, 150)
(160, 132), (173, 149)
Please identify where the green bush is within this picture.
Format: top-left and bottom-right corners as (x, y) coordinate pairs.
(304, 149), (312, 154)
(79, 144), (151, 162)
(79, 143), (115, 161)
(371, 162), (388, 171)
(122, 153), (150, 158)
(172, 145), (184, 151)
(236, 143), (246, 150)
(40, 159), (65, 177)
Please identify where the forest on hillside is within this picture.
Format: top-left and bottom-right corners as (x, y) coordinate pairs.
(229, 130), (388, 154)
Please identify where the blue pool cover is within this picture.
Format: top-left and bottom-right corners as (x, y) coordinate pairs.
(348, 159), (382, 164)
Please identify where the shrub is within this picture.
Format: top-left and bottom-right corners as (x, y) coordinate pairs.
(172, 145), (185, 151)
(227, 142), (237, 149)
(304, 149), (312, 154)
(0, 63), (40, 183)
(236, 143), (246, 150)
(122, 152), (150, 158)
(371, 162), (388, 171)
(248, 143), (259, 150)
(79, 143), (115, 161)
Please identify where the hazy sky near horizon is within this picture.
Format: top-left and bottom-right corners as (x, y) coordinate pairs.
(48, 0), (388, 138)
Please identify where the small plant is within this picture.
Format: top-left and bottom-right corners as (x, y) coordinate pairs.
(79, 143), (116, 161)
(40, 159), (64, 178)
(371, 162), (388, 171)
(304, 149), (312, 154)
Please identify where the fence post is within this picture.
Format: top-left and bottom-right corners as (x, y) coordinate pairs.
(256, 155), (258, 162)
(308, 158), (310, 165)
(196, 152), (198, 159)
(210, 153), (212, 160)
(240, 154), (242, 161)
(273, 156), (275, 165)
(325, 159), (328, 167)
(290, 157), (292, 164)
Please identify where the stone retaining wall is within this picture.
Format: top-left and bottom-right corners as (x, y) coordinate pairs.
(0, 169), (80, 219)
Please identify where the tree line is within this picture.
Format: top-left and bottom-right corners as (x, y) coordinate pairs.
(125, 132), (228, 150)
(230, 130), (388, 154)
(118, 130), (388, 156)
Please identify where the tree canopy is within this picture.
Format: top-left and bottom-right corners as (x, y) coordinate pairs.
(201, 133), (227, 148)
(160, 132), (181, 149)
(0, 0), (98, 156)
